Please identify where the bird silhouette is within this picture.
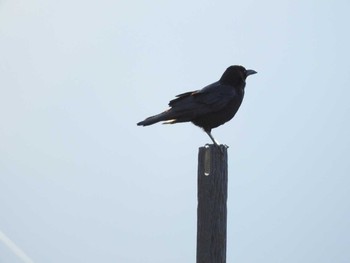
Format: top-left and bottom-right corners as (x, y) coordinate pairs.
(137, 65), (257, 147)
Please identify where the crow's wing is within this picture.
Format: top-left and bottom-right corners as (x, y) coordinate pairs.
(168, 91), (198, 107)
(169, 81), (236, 114)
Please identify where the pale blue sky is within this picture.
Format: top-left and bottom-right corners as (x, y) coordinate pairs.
(0, 0), (349, 262)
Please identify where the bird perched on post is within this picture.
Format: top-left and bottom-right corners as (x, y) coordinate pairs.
(137, 65), (257, 147)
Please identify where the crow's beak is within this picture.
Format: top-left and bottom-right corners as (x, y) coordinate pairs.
(246, 69), (257, 76)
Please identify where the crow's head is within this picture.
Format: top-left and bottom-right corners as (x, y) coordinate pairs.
(220, 65), (257, 85)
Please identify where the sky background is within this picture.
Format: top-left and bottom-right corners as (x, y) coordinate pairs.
(1, 0), (350, 262)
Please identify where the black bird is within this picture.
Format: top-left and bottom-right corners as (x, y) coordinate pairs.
(137, 65), (257, 146)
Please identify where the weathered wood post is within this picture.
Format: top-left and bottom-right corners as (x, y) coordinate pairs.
(197, 144), (228, 263)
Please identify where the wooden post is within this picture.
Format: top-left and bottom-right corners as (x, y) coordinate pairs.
(197, 144), (228, 263)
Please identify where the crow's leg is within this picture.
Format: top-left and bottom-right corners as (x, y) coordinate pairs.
(205, 130), (226, 155)
(205, 130), (220, 147)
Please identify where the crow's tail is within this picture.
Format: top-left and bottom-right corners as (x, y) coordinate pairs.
(137, 111), (173, 126)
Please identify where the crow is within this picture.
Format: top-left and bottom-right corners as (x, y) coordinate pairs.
(137, 65), (257, 147)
